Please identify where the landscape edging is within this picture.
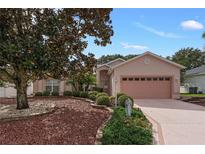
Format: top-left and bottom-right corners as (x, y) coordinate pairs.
(92, 105), (113, 145)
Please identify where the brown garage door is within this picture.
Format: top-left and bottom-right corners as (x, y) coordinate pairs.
(121, 76), (171, 99)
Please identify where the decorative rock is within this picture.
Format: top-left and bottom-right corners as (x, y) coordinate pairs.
(0, 101), (56, 121)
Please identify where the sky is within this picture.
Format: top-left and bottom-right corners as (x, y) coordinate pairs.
(84, 8), (205, 58)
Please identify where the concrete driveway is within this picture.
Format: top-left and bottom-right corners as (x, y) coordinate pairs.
(135, 99), (205, 145)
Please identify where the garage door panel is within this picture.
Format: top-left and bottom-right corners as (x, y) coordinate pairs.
(121, 77), (171, 99)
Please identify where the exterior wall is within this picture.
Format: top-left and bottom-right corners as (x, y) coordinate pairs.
(112, 54), (181, 99)
(33, 79), (72, 95)
(0, 83), (33, 98)
(96, 66), (109, 86)
(184, 74), (205, 93)
(33, 80), (45, 93)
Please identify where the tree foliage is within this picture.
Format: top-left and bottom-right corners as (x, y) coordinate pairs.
(67, 72), (96, 91)
(171, 47), (205, 70)
(97, 54), (137, 65)
(0, 8), (113, 109)
(0, 80), (4, 87)
(170, 47), (205, 83)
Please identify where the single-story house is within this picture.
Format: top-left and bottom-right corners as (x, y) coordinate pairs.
(0, 79), (73, 98)
(96, 51), (185, 99)
(33, 79), (73, 95)
(0, 83), (33, 98)
(184, 65), (205, 93)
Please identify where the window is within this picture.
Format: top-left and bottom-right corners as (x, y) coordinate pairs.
(141, 77), (145, 81)
(122, 78), (127, 81)
(46, 80), (60, 92)
(135, 77), (139, 81)
(147, 77), (152, 81)
(159, 77), (164, 81)
(153, 77), (158, 81)
(128, 78), (133, 81)
(165, 77), (170, 81)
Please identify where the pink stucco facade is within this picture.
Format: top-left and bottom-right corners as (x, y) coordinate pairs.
(33, 79), (72, 95)
(96, 52), (184, 99)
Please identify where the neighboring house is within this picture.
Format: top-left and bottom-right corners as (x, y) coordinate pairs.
(96, 51), (185, 99)
(184, 65), (205, 93)
(33, 79), (73, 95)
(1, 79), (76, 98)
(0, 83), (33, 98)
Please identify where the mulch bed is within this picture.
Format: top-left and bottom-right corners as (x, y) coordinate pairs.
(0, 98), (110, 144)
(180, 96), (205, 107)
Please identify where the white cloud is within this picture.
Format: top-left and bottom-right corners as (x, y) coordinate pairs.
(181, 20), (204, 30)
(121, 42), (149, 50)
(135, 22), (184, 39)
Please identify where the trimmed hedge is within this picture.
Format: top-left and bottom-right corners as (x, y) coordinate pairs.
(63, 91), (72, 96)
(89, 93), (97, 101)
(51, 91), (59, 96)
(72, 91), (80, 97)
(92, 87), (103, 92)
(79, 91), (88, 98)
(118, 95), (134, 107)
(109, 96), (116, 106)
(101, 107), (153, 145)
(96, 92), (108, 99)
(88, 91), (98, 96)
(42, 91), (50, 96)
(35, 92), (43, 96)
(96, 95), (110, 106)
(117, 92), (126, 100)
(88, 91), (99, 101)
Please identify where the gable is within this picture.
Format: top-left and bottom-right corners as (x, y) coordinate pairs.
(112, 52), (185, 70)
(113, 54), (181, 75)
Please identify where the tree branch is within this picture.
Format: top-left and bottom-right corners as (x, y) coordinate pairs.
(0, 68), (14, 83)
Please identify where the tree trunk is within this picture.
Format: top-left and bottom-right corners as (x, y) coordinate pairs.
(16, 80), (29, 110)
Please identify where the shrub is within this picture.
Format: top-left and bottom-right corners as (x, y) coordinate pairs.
(63, 91), (72, 96)
(118, 95), (134, 107)
(109, 96), (116, 106)
(101, 107), (153, 145)
(80, 91), (88, 98)
(96, 92), (108, 99)
(72, 91), (80, 97)
(42, 91), (50, 96)
(35, 92), (43, 96)
(88, 91), (98, 96)
(96, 95), (110, 106)
(117, 92), (126, 100)
(51, 91), (59, 96)
(89, 93), (97, 101)
(92, 87), (103, 92)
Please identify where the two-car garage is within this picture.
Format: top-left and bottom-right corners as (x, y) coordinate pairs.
(121, 76), (172, 99)
(109, 52), (184, 99)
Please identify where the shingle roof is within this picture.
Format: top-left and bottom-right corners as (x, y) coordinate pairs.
(96, 58), (125, 69)
(186, 65), (205, 76)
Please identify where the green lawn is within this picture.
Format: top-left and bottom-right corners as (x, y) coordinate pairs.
(181, 93), (205, 97)
(101, 107), (153, 145)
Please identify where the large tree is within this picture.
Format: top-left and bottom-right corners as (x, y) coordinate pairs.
(67, 53), (97, 91)
(170, 47), (205, 83)
(97, 54), (137, 64)
(171, 47), (205, 70)
(0, 9), (113, 109)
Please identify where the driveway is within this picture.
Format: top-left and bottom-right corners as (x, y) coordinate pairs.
(135, 99), (205, 145)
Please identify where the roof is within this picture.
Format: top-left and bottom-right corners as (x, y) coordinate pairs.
(96, 58), (125, 70)
(186, 65), (205, 76)
(112, 51), (185, 70)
